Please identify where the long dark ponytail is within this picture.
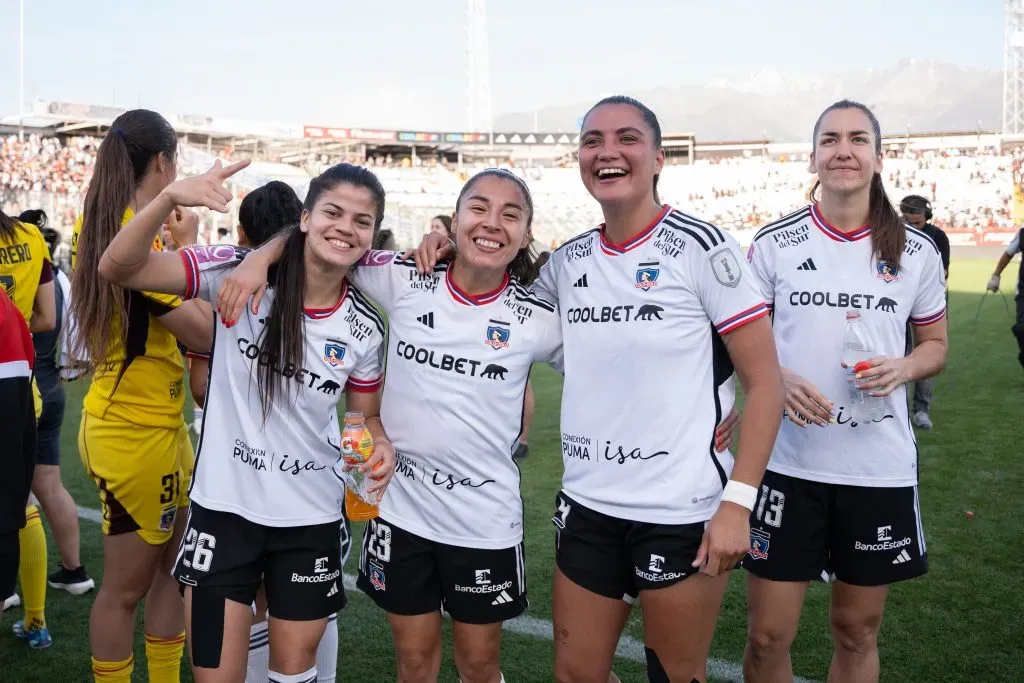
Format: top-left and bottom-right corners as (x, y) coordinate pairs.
(71, 109), (178, 366)
(256, 163), (385, 419)
(454, 168), (538, 284)
(811, 99), (905, 268)
(0, 208), (18, 242)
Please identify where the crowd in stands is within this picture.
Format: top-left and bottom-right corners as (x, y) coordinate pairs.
(1, 133), (1020, 252)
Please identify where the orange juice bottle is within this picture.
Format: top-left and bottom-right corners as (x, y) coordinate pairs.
(341, 411), (378, 521)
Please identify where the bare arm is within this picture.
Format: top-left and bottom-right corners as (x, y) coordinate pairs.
(993, 252), (1013, 278)
(904, 318), (948, 381)
(155, 299), (215, 355)
(98, 191), (190, 295)
(99, 159), (249, 294)
(856, 318), (948, 396)
(722, 316), (785, 491)
(30, 279), (56, 333)
(693, 316), (784, 577)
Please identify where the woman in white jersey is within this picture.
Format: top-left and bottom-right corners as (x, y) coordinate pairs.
(742, 100), (948, 683)
(98, 161), (396, 683)
(218, 168), (563, 683)
(411, 96), (785, 683)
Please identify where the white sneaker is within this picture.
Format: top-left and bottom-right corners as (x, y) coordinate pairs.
(913, 411), (933, 429)
(3, 594), (21, 611)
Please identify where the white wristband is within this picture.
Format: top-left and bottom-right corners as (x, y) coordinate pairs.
(721, 480), (758, 512)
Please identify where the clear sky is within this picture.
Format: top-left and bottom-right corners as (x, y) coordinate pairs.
(0, 0), (1003, 131)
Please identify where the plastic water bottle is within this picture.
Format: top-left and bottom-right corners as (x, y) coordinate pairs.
(842, 311), (885, 424)
(338, 411), (379, 521)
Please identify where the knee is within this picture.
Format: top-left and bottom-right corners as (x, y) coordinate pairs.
(747, 623), (796, 663)
(829, 611), (881, 656)
(554, 659), (599, 683)
(396, 646), (441, 683)
(454, 646), (499, 683)
(104, 578), (150, 608)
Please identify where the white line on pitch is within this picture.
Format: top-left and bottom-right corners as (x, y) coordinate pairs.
(75, 505), (817, 683)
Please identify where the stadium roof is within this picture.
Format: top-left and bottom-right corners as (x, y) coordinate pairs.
(2, 99), (1010, 159)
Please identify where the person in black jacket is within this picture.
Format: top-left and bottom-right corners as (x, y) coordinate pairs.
(986, 227), (1023, 369)
(900, 195), (950, 429)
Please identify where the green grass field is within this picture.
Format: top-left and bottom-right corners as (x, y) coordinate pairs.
(1, 258), (1021, 682)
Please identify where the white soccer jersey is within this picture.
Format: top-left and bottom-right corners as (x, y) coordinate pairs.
(350, 251), (562, 549)
(533, 206), (769, 525)
(178, 245), (385, 526)
(747, 204), (947, 487)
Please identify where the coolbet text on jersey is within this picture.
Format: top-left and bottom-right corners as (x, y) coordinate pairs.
(533, 206), (769, 525)
(177, 245), (384, 527)
(747, 204), (947, 486)
(350, 251), (562, 549)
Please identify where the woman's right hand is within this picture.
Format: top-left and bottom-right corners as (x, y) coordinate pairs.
(402, 231), (454, 274)
(216, 251), (272, 326)
(166, 207), (200, 248)
(781, 367), (834, 427)
(163, 159), (251, 213)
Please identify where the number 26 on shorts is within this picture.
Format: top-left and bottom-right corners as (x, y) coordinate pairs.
(181, 528), (217, 573)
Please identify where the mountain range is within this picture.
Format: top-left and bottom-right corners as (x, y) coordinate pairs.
(493, 59), (1003, 142)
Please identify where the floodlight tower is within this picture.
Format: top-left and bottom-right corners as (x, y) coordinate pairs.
(1003, 0), (1024, 134)
(466, 0), (492, 134)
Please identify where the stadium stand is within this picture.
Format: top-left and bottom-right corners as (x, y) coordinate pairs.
(1, 105), (1021, 252)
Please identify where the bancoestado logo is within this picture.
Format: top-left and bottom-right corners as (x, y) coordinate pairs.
(634, 567), (688, 582)
(854, 537), (912, 552)
(454, 580), (513, 594)
(291, 568), (341, 583)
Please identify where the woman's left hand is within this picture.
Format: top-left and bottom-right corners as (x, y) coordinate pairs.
(692, 501), (750, 577)
(845, 356), (910, 397)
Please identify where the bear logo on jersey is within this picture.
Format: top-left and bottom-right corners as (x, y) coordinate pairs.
(485, 321), (511, 350)
(318, 379), (341, 395)
(875, 297), (898, 313)
(635, 262), (660, 291)
(876, 261), (900, 283)
(636, 304), (664, 321)
(481, 364), (508, 380)
(324, 342), (347, 367)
